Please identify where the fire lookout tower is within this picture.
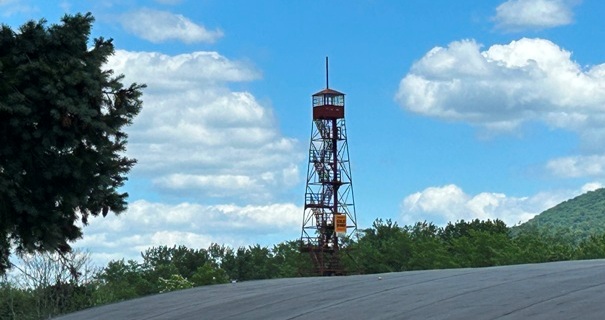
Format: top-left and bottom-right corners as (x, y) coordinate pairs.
(300, 58), (358, 276)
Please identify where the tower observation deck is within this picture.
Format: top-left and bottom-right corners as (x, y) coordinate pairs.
(300, 58), (358, 276)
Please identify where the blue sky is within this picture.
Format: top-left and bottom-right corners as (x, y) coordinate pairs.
(3, 0), (605, 265)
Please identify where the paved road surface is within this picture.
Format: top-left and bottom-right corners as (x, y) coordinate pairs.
(55, 259), (605, 319)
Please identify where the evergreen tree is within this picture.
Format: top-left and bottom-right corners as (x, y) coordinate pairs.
(0, 13), (144, 273)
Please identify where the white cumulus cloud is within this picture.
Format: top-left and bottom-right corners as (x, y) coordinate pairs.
(396, 37), (605, 134)
(106, 50), (301, 201)
(119, 8), (223, 43)
(546, 155), (605, 178)
(400, 183), (600, 227)
(76, 200), (302, 266)
(493, 0), (578, 32)
(397, 37), (605, 179)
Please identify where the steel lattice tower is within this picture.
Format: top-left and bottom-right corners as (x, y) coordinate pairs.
(300, 58), (357, 276)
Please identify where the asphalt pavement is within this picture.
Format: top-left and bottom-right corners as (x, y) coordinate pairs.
(55, 259), (605, 319)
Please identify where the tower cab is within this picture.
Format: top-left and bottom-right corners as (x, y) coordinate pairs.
(312, 88), (345, 120)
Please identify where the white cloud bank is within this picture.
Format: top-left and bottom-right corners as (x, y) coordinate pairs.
(493, 0), (577, 31)
(89, 36), (303, 267)
(401, 183), (602, 227)
(546, 155), (605, 178)
(119, 8), (223, 43)
(106, 50), (301, 201)
(76, 200), (302, 266)
(397, 37), (605, 178)
(397, 38), (605, 132)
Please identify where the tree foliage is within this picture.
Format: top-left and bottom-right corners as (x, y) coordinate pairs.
(514, 188), (605, 241)
(93, 259), (153, 304)
(355, 218), (580, 272)
(0, 13), (144, 273)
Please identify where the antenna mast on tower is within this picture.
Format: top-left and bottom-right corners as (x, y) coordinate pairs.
(326, 56), (329, 88)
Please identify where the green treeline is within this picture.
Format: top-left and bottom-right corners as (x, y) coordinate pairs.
(4, 218), (605, 319)
(353, 219), (604, 273)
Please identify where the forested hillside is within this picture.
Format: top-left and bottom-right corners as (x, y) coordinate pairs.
(515, 188), (605, 241)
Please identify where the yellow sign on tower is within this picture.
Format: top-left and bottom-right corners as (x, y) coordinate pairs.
(335, 214), (347, 234)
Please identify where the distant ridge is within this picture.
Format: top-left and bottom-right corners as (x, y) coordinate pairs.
(516, 188), (605, 241)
